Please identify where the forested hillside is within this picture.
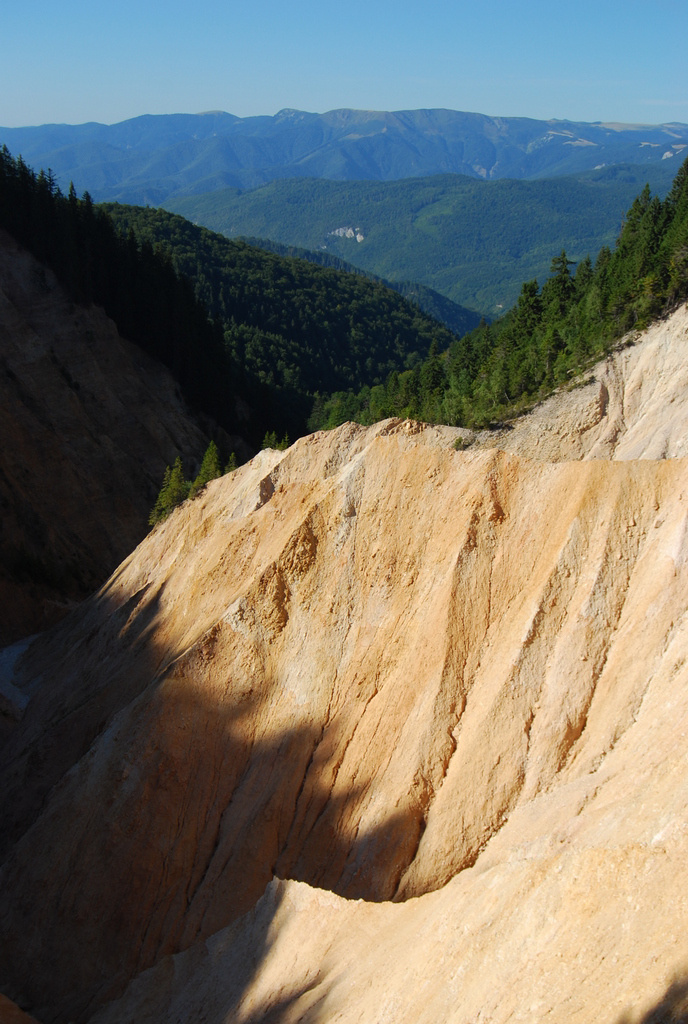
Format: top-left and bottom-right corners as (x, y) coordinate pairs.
(4, 143), (686, 455)
(102, 203), (458, 428)
(236, 235), (480, 337)
(313, 157), (688, 430)
(0, 147), (457, 444)
(0, 148), (242, 433)
(166, 163), (676, 314)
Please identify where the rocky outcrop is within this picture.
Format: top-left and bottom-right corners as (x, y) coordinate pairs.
(2, 308), (688, 1024)
(468, 303), (688, 461)
(0, 228), (222, 644)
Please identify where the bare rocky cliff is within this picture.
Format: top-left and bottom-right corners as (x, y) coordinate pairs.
(0, 228), (216, 644)
(2, 301), (688, 1024)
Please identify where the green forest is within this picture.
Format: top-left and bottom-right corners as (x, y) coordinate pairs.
(101, 202), (459, 419)
(313, 159), (688, 430)
(2, 143), (687, 474)
(166, 162), (676, 316)
(0, 146), (456, 445)
(235, 235), (480, 338)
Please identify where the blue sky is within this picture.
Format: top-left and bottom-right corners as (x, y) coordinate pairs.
(3, 0), (687, 127)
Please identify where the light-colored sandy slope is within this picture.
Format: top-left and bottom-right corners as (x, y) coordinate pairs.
(465, 302), (688, 461)
(2, 406), (688, 1023)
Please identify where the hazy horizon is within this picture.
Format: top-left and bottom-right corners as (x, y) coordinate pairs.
(4, 106), (688, 132)
(3, 0), (687, 130)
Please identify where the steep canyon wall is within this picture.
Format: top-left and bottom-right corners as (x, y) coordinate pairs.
(2, 312), (688, 1024)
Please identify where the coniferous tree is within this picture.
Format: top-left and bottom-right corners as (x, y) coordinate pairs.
(189, 441), (222, 498)
(148, 457), (190, 525)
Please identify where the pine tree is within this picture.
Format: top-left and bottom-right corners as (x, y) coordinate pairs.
(148, 465), (171, 526)
(189, 441), (222, 498)
(148, 457), (190, 525)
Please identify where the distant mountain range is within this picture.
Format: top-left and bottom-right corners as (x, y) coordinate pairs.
(2, 107), (687, 204)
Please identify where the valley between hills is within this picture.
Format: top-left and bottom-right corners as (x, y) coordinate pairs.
(2, 117), (688, 1024)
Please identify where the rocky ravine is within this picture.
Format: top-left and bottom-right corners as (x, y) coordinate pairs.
(0, 228), (219, 645)
(2, 309), (688, 1024)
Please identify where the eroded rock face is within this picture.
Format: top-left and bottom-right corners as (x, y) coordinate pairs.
(2, 376), (688, 1023)
(470, 303), (688, 461)
(0, 228), (215, 643)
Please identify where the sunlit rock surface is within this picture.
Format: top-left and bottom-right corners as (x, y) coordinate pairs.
(471, 303), (688, 461)
(2, 308), (688, 1024)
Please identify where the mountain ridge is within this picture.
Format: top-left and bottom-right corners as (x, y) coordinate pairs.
(2, 107), (687, 204)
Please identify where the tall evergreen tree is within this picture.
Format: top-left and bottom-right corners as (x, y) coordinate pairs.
(189, 441), (222, 498)
(148, 458), (190, 525)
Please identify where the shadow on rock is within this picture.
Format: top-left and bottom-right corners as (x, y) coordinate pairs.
(0, 570), (422, 1024)
(617, 977), (688, 1024)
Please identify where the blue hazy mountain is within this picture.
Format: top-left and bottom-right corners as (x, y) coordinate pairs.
(2, 107), (687, 203)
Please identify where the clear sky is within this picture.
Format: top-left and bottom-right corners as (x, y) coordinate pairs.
(2, 0), (687, 128)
